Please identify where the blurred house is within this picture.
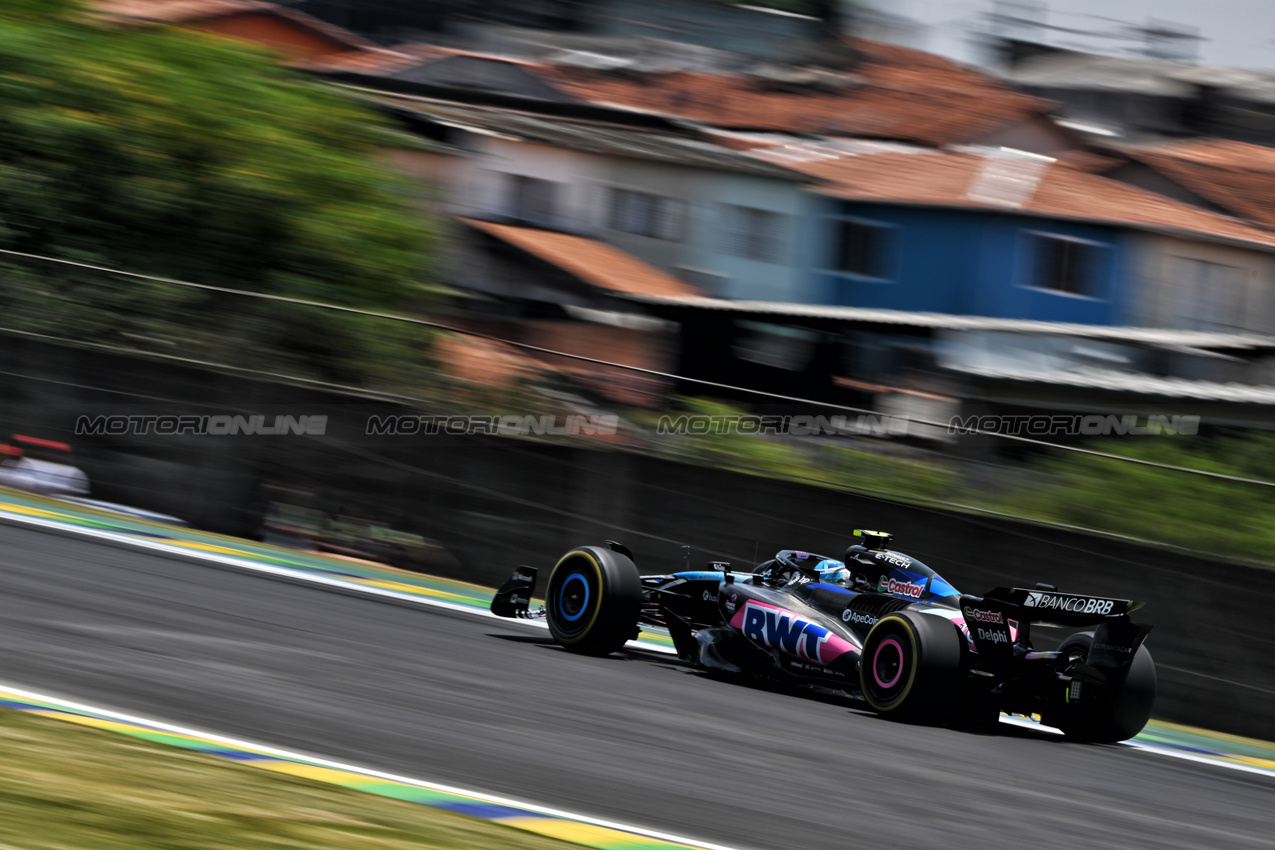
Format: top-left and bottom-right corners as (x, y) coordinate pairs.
(992, 40), (1275, 146)
(628, 139), (1275, 423)
(362, 90), (821, 405)
(95, 1), (1275, 426)
(368, 95), (814, 294)
(309, 32), (1112, 407)
(757, 141), (1275, 326)
(539, 39), (1073, 153)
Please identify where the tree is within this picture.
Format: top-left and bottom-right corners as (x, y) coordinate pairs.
(0, 0), (438, 385)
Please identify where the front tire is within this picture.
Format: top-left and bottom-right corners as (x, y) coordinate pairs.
(545, 546), (641, 656)
(1053, 632), (1156, 743)
(859, 612), (963, 721)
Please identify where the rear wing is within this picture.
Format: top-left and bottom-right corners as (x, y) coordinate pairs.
(982, 587), (1143, 625)
(965, 588), (1151, 675)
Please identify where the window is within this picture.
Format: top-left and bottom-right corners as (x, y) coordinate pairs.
(506, 175), (558, 226)
(1030, 234), (1099, 296)
(1173, 257), (1246, 331)
(721, 205), (787, 264)
(831, 219), (893, 279)
(609, 189), (684, 241)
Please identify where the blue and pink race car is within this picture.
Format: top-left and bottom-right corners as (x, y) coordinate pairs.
(492, 529), (1157, 742)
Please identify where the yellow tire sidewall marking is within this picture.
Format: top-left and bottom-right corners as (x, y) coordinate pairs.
(863, 615), (920, 713)
(550, 549), (605, 645)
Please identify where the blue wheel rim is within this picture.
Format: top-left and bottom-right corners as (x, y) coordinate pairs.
(558, 572), (590, 622)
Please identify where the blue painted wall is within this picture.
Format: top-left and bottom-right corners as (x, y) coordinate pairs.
(684, 171), (809, 302)
(803, 201), (1129, 325)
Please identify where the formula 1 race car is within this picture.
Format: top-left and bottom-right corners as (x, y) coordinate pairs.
(491, 530), (1157, 742)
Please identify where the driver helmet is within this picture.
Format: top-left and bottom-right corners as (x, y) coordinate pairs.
(815, 559), (851, 586)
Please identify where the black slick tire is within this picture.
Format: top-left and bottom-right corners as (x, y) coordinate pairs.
(1054, 632), (1156, 743)
(545, 545), (641, 656)
(859, 611), (963, 722)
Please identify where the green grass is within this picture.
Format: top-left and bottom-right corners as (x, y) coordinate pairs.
(0, 707), (580, 850)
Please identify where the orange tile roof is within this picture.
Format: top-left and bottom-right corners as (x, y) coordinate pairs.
(460, 218), (701, 298)
(1145, 138), (1275, 172)
(1052, 148), (1122, 173)
(1120, 139), (1275, 228)
(97, 0), (268, 20)
(311, 36), (1050, 146)
(96, 0), (376, 51)
(532, 37), (1051, 146)
(780, 147), (1275, 248)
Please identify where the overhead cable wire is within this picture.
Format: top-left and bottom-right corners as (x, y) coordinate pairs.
(1, 356), (1265, 570)
(4, 246), (1274, 489)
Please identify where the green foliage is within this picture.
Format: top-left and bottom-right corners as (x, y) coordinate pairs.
(995, 432), (1275, 562)
(652, 397), (811, 472)
(0, 0), (437, 384)
(642, 400), (1275, 566)
(819, 438), (959, 503)
(639, 397), (959, 502)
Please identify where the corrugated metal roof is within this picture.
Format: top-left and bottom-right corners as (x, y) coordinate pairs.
(949, 364), (1275, 404)
(370, 95), (811, 181)
(619, 294), (1275, 350)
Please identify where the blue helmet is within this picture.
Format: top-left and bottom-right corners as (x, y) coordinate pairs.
(815, 559), (850, 586)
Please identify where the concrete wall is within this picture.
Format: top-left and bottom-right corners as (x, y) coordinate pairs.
(2, 333), (1272, 739)
(1128, 232), (1275, 333)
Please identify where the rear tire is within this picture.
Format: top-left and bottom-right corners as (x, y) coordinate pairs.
(545, 546), (641, 656)
(859, 612), (963, 722)
(1054, 632), (1156, 743)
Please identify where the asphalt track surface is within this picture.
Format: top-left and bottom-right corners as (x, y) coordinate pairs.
(0, 523), (1271, 850)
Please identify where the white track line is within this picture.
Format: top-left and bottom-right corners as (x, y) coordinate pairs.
(1120, 740), (1275, 779)
(0, 508), (675, 654)
(0, 682), (747, 850)
(5, 508), (1271, 779)
(1000, 713), (1274, 779)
